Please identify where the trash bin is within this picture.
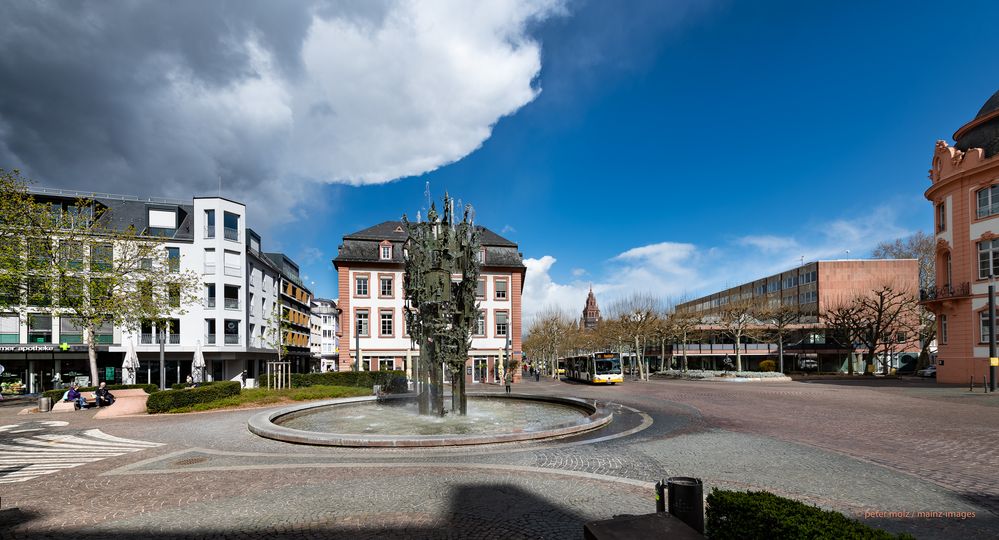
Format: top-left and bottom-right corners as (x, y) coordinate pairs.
(667, 476), (704, 534)
(38, 396), (52, 413)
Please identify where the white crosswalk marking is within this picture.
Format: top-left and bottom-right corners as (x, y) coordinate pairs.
(0, 422), (162, 484)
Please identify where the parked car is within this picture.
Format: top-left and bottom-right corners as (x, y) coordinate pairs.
(798, 358), (818, 371)
(916, 365), (937, 378)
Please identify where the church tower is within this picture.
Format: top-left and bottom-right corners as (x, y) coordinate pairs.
(581, 286), (601, 330)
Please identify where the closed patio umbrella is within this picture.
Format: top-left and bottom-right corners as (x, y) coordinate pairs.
(192, 341), (206, 383)
(122, 340), (140, 385)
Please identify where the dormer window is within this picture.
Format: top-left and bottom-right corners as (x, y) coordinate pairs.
(380, 242), (392, 260)
(148, 208), (177, 237)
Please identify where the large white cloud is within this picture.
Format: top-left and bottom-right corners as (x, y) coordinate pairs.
(0, 0), (565, 230)
(522, 206), (914, 327)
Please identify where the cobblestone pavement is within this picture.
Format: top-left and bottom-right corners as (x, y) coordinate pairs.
(1, 377), (997, 539)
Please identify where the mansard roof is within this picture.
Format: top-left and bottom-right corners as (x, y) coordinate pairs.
(335, 220), (524, 269)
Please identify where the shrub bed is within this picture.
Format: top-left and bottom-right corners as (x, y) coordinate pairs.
(260, 370), (407, 391)
(145, 381), (241, 414)
(169, 380), (223, 390)
(758, 360), (777, 372)
(706, 489), (914, 539)
(43, 383), (159, 401)
(160, 385), (373, 413)
(656, 369), (789, 380)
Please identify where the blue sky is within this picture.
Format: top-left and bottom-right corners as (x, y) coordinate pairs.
(271, 0), (998, 319)
(3, 0), (997, 322)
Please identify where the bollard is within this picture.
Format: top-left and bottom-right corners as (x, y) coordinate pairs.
(970, 376), (974, 392)
(667, 477), (704, 534)
(654, 480), (666, 513)
(985, 377), (990, 394)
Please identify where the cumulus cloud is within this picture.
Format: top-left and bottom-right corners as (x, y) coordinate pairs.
(0, 0), (564, 230)
(522, 208), (915, 325)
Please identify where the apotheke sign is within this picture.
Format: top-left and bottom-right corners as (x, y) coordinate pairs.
(0, 344), (89, 353)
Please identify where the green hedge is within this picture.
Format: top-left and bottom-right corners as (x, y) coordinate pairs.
(145, 381), (241, 414)
(706, 489), (915, 540)
(43, 384), (159, 401)
(260, 370), (407, 391)
(169, 380), (223, 390)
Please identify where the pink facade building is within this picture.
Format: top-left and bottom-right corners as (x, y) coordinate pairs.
(333, 221), (526, 384)
(923, 89), (999, 384)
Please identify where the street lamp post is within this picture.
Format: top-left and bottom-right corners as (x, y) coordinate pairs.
(158, 323), (166, 391)
(990, 274), (997, 392)
(504, 333), (511, 387)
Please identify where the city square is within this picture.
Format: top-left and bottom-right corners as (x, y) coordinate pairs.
(3, 1), (999, 538)
(2, 376), (997, 538)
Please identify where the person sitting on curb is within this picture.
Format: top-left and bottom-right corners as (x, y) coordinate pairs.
(95, 382), (115, 407)
(66, 384), (88, 409)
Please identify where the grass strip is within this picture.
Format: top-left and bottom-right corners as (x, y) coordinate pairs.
(160, 385), (372, 413)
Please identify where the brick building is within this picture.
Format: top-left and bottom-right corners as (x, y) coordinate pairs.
(333, 221), (525, 384)
(923, 88), (999, 384)
(581, 286), (601, 330)
(676, 259), (919, 372)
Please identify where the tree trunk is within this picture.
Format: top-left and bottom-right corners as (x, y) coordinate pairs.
(682, 331), (688, 372)
(735, 332), (742, 372)
(86, 324), (99, 385)
(778, 335), (784, 374)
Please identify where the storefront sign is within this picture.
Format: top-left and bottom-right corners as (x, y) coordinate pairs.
(0, 344), (95, 353)
(0, 345), (57, 353)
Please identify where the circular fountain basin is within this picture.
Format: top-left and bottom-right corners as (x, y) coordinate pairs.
(248, 393), (612, 447)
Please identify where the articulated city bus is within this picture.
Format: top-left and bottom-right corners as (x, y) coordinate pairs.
(564, 352), (623, 384)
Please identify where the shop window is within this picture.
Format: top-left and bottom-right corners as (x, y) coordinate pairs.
(27, 314), (52, 343)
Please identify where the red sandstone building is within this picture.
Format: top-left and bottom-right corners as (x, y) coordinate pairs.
(924, 89), (999, 384)
(676, 259), (919, 372)
(581, 286), (601, 330)
(333, 221), (526, 384)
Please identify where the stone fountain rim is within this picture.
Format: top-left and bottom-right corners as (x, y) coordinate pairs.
(247, 392), (612, 447)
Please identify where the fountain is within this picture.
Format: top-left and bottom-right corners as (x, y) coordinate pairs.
(248, 194), (613, 447)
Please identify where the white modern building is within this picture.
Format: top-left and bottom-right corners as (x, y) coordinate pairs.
(0, 188), (309, 393)
(310, 298), (340, 371)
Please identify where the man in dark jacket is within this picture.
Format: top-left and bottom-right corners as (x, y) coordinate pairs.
(95, 382), (115, 407)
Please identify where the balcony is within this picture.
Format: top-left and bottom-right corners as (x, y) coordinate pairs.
(224, 226), (238, 241)
(204, 263), (216, 274)
(140, 333), (179, 345)
(920, 282), (971, 303)
(224, 298), (239, 310)
(205, 226), (215, 239)
(224, 334), (240, 345)
(206, 297), (216, 308)
(206, 334), (216, 345)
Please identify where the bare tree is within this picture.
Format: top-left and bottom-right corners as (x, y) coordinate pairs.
(824, 285), (919, 375)
(713, 297), (763, 372)
(822, 302), (861, 376)
(873, 232), (936, 368)
(756, 302), (801, 374)
(607, 293), (662, 381)
(524, 307), (574, 378)
(669, 309), (701, 372)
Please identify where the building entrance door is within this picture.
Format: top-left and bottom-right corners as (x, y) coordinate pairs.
(473, 358), (487, 383)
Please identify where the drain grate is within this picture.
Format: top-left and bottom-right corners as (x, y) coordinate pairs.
(174, 457), (208, 466)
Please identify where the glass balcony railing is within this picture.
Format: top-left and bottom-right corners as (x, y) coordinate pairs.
(224, 226), (238, 241)
(224, 334), (240, 345)
(206, 334), (216, 345)
(206, 297), (216, 308)
(224, 298), (239, 310)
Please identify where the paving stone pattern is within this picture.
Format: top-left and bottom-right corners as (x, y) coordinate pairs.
(1, 377), (997, 539)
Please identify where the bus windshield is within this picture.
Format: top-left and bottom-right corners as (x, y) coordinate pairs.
(595, 359), (621, 374)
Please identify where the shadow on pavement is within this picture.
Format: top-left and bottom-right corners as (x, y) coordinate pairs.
(1, 483), (595, 539)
